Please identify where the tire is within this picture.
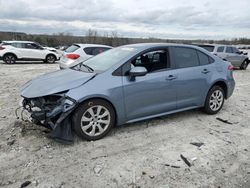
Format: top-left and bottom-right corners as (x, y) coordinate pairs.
(72, 99), (115, 141)
(3, 54), (16, 64)
(203, 86), (225, 115)
(45, 54), (56, 63)
(240, 60), (248, 70)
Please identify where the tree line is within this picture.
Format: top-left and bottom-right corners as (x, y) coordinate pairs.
(0, 30), (250, 47)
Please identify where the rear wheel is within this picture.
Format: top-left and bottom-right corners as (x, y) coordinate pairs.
(240, 60), (248, 70)
(3, 54), (16, 64)
(73, 99), (115, 141)
(45, 54), (56, 63)
(203, 86), (225, 114)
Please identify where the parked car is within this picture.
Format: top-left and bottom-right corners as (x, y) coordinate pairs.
(197, 44), (249, 70)
(0, 41), (60, 64)
(59, 44), (112, 69)
(18, 43), (235, 142)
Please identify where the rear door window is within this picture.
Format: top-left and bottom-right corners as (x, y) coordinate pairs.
(12, 43), (24, 48)
(171, 47), (199, 68)
(226, 47), (233, 53)
(65, 44), (80, 53)
(197, 51), (210, 66)
(217, 46), (225, 52)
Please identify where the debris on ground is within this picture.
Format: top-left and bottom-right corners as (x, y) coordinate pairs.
(149, 175), (155, 179)
(7, 139), (16, 146)
(180, 154), (192, 167)
(164, 164), (181, 169)
(94, 165), (103, 176)
(190, 142), (204, 148)
(216, 117), (233, 125)
(20, 181), (31, 188)
(191, 157), (197, 162)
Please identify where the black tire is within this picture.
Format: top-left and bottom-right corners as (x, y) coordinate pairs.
(3, 54), (16, 64)
(72, 99), (115, 141)
(203, 86), (225, 115)
(240, 60), (248, 70)
(45, 54), (56, 63)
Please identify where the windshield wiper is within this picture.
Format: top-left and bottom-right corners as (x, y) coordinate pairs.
(79, 64), (94, 73)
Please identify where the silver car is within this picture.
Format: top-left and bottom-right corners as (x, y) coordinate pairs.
(198, 44), (249, 70)
(59, 44), (112, 69)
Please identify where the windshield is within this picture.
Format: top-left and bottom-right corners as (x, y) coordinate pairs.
(74, 47), (138, 72)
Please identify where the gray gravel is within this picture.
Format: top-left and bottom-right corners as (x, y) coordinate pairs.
(0, 61), (250, 188)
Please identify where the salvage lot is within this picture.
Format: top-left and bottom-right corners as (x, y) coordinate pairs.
(0, 61), (250, 188)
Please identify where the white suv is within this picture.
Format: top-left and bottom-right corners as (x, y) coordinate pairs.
(0, 41), (60, 64)
(59, 44), (112, 69)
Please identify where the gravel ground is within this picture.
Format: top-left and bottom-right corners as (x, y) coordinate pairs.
(0, 61), (250, 188)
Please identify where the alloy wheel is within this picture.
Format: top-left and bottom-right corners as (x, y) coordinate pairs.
(80, 105), (111, 136)
(209, 90), (224, 111)
(4, 55), (16, 64)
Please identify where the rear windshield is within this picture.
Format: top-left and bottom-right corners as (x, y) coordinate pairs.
(65, 44), (80, 53)
(198, 45), (215, 52)
(84, 47), (111, 55)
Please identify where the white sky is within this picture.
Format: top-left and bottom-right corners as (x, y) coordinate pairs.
(0, 0), (250, 39)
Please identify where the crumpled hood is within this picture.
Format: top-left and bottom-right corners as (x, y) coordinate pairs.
(20, 69), (96, 98)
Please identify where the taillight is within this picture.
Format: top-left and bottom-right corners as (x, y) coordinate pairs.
(228, 65), (234, 70)
(0, 46), (5, 50)
(66, 54), (80, 60)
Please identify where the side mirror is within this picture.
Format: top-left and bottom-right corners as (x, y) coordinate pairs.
(244, 52), (248, 55)
(129, 66), (147, 81)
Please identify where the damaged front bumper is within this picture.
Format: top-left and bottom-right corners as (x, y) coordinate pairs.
(16, 94), (78, 144)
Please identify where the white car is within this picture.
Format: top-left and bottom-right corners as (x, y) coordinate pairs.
(0, 41), (60, 64)
(59, 44), (112, 69)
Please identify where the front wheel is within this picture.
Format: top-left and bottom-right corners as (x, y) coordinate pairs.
(45, 54), (56, 63)
(203, 86), (225, 114)
(240, 60), (248, 70)
(73, 99), (115, 141)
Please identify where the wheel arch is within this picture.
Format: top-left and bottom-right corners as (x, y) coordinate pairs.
(3, 52), (18, 59)
(46, 53), (56, 60)
(209, 80), (228, 99)
(77, 97), (118, 125)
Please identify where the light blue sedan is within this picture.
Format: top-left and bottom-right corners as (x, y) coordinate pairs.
(19, 43), (235, 143)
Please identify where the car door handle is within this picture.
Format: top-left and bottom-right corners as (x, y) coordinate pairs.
(166, 75), (177, 80)
(202, 69), (210, 74)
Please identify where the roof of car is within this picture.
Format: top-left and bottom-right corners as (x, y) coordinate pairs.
(122, 43), (205, 50)
(2, 40), (35, 44)
(195, 43), (234, 47)
(74, 43), (113, 48)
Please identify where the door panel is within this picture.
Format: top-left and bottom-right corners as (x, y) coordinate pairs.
(169, 46), (212, 109)
(122, 70), (177, 121)
(175, 65), (212, 108)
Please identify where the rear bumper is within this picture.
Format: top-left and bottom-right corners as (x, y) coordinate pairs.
(226, 79), (235, 99)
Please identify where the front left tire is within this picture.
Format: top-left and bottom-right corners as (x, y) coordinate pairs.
(72, 99), (116, 141)
(45, 54), (56, 63)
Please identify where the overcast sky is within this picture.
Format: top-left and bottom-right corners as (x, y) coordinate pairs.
(0, 0), (250, 39)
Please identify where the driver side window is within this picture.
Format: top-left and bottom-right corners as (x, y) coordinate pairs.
(25, 43), (40, 49)
(131, 49), (169, 73)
